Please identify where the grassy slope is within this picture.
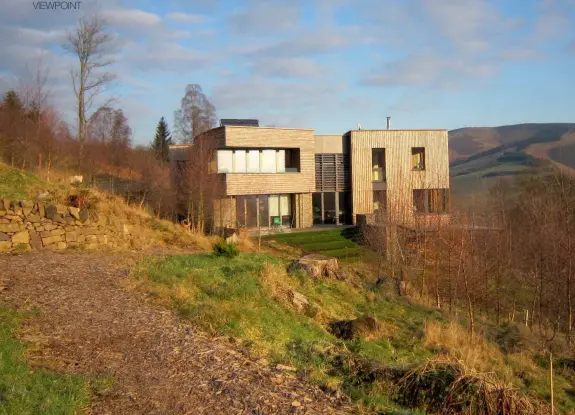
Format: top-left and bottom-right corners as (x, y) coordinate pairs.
(0, 308), (88, 414)
(0, 163), (214, 251)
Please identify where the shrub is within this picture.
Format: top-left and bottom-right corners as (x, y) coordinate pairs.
(212, 239), (239, 258)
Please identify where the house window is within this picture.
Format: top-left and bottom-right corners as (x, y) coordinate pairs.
(217, 150), (233, 173)
(373, 190), (387, 212)
(247, 150), (260, 172)
(412, 147), (425, 170)
(413, 189), (449, 213)
(260, 150), (277, 173)
(372, 149), (385, 182)
(233, 150), (246, 173)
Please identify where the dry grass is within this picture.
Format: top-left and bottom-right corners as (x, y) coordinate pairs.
(395, 358), (548, 415)
(259, 262), (298, 307)
(425, 320), (514, 380)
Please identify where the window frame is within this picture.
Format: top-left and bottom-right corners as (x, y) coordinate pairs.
(411, 147), (426, 171)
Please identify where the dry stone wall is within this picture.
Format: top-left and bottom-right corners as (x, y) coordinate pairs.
(0, 199), (110, 252)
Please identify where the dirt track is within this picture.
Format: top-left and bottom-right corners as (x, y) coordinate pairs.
(0, 252), (356, 414)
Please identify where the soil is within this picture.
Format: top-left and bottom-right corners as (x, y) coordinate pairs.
(0, 252), (357, 414)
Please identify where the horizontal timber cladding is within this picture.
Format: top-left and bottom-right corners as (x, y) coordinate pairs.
(315, 154), (350, 192)
(223, 126), (316, 195)
(350, 130), (450, 226)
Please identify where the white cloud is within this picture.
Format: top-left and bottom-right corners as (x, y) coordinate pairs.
(102, 9), (162, 28)
(228, 0), (301, 35)
(166, 12), (205, 23)
(250, 57), (324, 78)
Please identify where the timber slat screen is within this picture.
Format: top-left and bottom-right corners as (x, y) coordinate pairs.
(315, 154), (350, 192)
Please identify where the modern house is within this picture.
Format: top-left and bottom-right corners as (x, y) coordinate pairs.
(170, 119), (450, 233)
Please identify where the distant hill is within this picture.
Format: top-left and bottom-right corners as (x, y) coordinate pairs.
(448, 123), (575, 205)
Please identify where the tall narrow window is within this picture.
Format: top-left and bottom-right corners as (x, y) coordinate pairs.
(372, 149), (385, 182)
(412, 147), (425, 170)
(233, 150), (246, 173)
(413, 189), (426, 213)
(247, 150), (260, 172)
(217, 150), (233, 173)
(276, 150), (286, 173)
(260, 150), (276, 173)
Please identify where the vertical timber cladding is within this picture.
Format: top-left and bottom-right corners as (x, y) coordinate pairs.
(350, 130), (449, 225)
(223, 126), (316, 195)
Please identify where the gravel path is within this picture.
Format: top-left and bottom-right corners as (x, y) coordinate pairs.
(0, 252), (356, 414)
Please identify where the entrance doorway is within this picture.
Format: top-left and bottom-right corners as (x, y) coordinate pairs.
(312, 191), (351, 225)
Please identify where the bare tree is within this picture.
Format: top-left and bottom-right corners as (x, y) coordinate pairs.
(174, 84), (217, 144)
(63, 14), (116, 167)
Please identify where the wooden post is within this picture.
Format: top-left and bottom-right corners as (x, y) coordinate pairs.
(550, 350), (555, 415)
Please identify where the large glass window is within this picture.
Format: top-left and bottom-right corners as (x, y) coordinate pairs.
(276, 150), (286, 173)
(233, 150), (246, 173)
(260, 150), (276, 173)
(247, 150), (260, 172)
(412, 147), (425, 170)
(280, 195), (291, 226)
(236, 196), (246, 227)
(338, 191), (351, 224)
(217, 150), (233, 173)
(323, 193), (336, 224)
(372, 149), (385, 182)
(412, 189), (449, 213)
(246, 196), (258, 227)
(258, 195), (269, 227)
(312, 193), (322, 225)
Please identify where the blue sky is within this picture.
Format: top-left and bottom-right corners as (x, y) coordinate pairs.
(0, 0), (574, 145)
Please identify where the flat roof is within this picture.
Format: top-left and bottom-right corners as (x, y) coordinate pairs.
(348, 129), (448, 132)
(223, 125), (314, 131)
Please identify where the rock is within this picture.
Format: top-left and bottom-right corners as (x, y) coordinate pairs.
(42, 235), (63, 246)
(12, 231), (30, 244)
(288, 290), (310, 313)
(78, 208), (89, 223)
(25, 215), (41, 223)
(44, 224), (58, 231)
(291, 401), (301, 407)
(53, 215), (66, 224)
(38, 203), (45, 218)
(35, 226), (44, 232)
(22, 207), (32, 216)
(51, 229), (65, 236)
(45, 204), (57, 220)
(78, 234), (86, 243)
(40, 230), (52, 237)
(287, 254), (343, 279)
(0, 223), (20, 233)
(0, 210), (6, 216)
(37, 192), (50, 200)
(0, 241), (11, 252)
(276, 364), (297, 372)
(2, 200), (10, 211)
(66, 232), (78, 242)
(329, 316), (380, 340)
(56, 204), (67, 214)
(20, 200), (34, 208)
(0, 219), (9, 224)
(29, 231), (43, 250)
(5, 215), (22, 222)
(57, 242), (67, 250)
(69, 206), (80, 220)
(97, 235), (108, 244)
(0, 232), (9, 241)
(10, 201), (22, 215)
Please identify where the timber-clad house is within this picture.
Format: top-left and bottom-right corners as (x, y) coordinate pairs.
(170, 119), (450, 232)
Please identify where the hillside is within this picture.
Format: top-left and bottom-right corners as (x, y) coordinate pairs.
(448, 123), (575, 203)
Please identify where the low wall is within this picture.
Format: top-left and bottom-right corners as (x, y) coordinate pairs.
(0, 199), (111, 252)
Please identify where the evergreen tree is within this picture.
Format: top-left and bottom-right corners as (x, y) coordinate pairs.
(152, 116), (172, 162)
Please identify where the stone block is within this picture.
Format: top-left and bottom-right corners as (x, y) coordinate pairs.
(78, 208), (89, 223)
(51, 229), (65, 236)
(0, 232), (9, 241)
(0, 241), (11, 252)
(44, 224), (58, 231)
(45, 204), (57, 219)
(69, 206), (80, 220)
(40, 230), (52, 237)
(25, 223), (34, 230)
(0, 210), (6, 216)
(57, 242), (67, 250)
(5, 215), (23, 222)
(65, 225), (76, 232)
(35, 226), (45, 232)
(20, 200), (34, 208)
(0, 219), (9, 224)
(42, 235), (62, 245)
(67, 242), (80, 248)
(86, 235), (97, 243)
(64, 217), (75, 224)
(2, 200), (10, 211)
(78, 234), (86, 243)
(38, 203), (45, 218)
(65, 232), (78, 242)
(22, 207), (33, 216)
(26, 215), (42, 223)
(53, 215), (66, 224)
(29, 230), (43, 250)
(56, 204), (67, 214)
(12, 231), (30, 244)
(0, 223), (20, 233)
(10, 202), (22, 215)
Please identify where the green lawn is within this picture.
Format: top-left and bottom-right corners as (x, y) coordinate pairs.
(262, 228), (373, 262)
(0, 308), (88, 415)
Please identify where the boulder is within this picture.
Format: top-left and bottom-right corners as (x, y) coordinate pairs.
(29, 231), (43, 250)
(68, 206), (80, 220)
(45, 204), (57, 220)
(287, 290), (310, 313)
(78, 208), (89, 223)
(287, 254), (344, 279)
(328, 316), (380, 340)
(12, 231), (30, 244)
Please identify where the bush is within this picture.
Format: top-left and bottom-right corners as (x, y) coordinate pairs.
(212, 239), (239, 258)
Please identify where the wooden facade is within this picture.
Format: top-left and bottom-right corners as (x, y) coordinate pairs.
(349, 130), (450, 226)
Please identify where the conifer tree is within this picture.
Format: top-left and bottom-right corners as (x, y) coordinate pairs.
(152, 116), (172, 163)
